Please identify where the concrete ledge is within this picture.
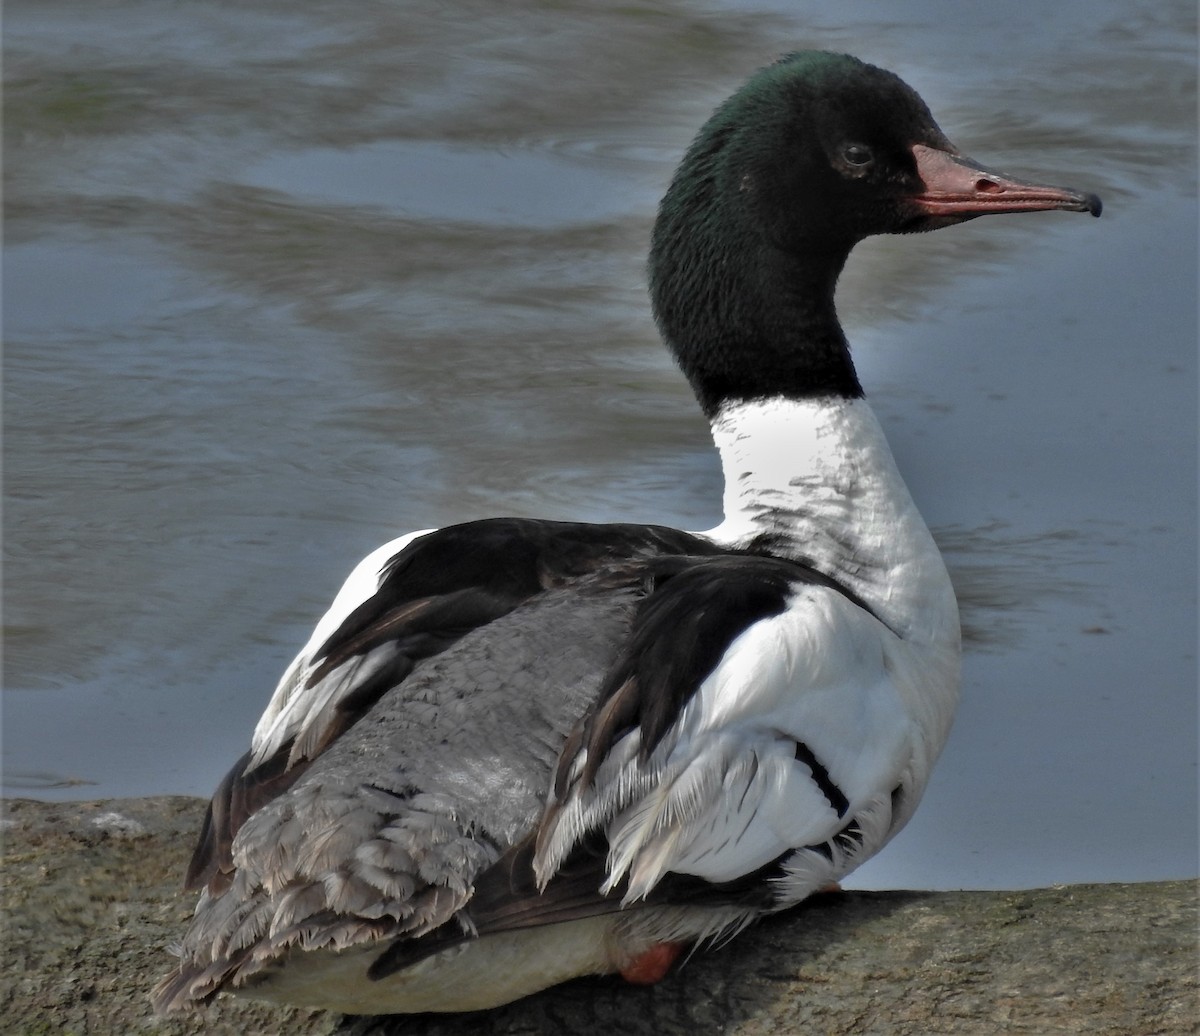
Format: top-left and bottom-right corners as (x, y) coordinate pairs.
(2, 796), (1195, 1035)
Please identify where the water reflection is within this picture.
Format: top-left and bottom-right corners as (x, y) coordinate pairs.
(938, 523), (1103, 650)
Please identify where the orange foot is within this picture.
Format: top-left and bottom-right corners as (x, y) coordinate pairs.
(619, 941), (688, 985)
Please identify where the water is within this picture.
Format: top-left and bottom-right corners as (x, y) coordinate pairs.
(3, 0), (1195, 891)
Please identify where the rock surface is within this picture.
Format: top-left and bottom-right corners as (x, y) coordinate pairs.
(2, 796), (1195, 1035)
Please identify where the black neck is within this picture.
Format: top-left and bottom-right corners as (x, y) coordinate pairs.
(650, 230), (862, 418)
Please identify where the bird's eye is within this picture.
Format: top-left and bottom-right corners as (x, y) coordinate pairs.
(842, 143), (874, 167)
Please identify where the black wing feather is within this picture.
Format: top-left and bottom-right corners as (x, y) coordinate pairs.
(555, 553), (869, 795)
(186, 518), (719, 893)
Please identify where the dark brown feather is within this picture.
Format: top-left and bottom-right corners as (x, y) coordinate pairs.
(185, 746), (305, 892)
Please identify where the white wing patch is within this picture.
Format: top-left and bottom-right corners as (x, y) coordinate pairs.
(537, 584), (930, 904)
(249, 529), (434, 770)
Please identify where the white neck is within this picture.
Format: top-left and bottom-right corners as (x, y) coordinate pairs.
(699, 396), (958, 647)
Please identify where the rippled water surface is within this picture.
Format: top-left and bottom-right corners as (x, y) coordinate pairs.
(4, 0), (1196, 889)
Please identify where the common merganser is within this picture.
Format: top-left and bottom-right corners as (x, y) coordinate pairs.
(154, 51), (1100, 1015)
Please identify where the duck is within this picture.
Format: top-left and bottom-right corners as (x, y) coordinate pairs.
(154, 50), (1100, 1015)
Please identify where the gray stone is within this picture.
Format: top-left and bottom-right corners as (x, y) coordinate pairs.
(2, 796), (1195, 1035)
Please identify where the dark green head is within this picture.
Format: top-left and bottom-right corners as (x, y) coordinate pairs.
(650, 52), (1101, 415)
